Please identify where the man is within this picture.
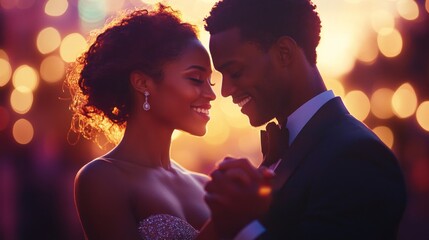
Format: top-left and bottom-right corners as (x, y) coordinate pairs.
(203, 0), (407, 239)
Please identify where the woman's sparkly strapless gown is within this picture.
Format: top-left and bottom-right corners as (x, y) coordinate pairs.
(138, 214), (198, 240)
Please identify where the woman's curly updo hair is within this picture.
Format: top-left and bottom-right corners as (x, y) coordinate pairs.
(65, 4), (197, 146)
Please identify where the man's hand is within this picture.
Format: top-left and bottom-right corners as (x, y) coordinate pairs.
(205, 157), (274, 239)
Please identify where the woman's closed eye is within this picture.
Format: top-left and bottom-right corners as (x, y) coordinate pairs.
(189, 77), (204, 84)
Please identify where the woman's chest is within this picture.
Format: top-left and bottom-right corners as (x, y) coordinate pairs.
(131, 173), (209, 229)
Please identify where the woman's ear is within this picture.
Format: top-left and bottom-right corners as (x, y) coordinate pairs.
(130, 71), (153, 94)
(275, 36), (298, 66)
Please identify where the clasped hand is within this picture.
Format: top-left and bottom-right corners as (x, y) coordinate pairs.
(205, 157), (275, 239)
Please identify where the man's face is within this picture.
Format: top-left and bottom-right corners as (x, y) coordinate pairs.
(209, 28), (285, 127)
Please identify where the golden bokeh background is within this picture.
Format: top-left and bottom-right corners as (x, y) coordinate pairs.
(0, 0), (429, 239)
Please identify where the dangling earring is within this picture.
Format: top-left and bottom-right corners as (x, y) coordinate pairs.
(143, 90), (150, 111)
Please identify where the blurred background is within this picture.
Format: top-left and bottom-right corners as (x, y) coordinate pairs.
(0, 0), (428, 239)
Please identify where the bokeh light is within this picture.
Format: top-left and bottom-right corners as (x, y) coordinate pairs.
(397, 0), (419, 21)
(59, 33), (87, 63)
(12, 65), (39, 92)
(416, 101), (429, 131)
(372, 126), (394, 149)
(324, 78), (345, 98)
(78, 0), (107, 23)
(0, 49), (9, 60)
(371, 9), (395, 33)
(371, 88), (395, 119)
(378, 28), (403, 58)
(40, 55), (66, 83)
(356, 38), (379, 64)
(392, 83), (418, 118)
(426, 0), (429, 14)
(10, 88), (33, 114)
(343, 90), (371, 121)
(105, 0), (126, 12)
(36, 27), (61, 54)
(44, 0), (69, 17)
(0, 58), (12, 87)
(12, 118), (34, 145)
(318, 29), (357, 77)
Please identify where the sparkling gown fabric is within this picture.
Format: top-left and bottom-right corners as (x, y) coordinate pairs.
(138, 214), (198, 240)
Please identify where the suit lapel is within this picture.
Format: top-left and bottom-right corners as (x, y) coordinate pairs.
(273, 97), (350, 191)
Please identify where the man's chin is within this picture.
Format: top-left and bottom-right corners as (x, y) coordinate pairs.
(247, 115), (273, 127)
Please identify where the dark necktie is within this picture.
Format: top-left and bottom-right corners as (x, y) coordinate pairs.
(260, 122), (289, 167)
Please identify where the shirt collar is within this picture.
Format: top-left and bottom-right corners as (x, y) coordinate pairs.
(285, 90), (335, 145)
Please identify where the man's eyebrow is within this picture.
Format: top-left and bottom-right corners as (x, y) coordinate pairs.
(216, 61), (235, 72)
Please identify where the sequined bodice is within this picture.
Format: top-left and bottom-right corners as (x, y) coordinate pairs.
(138, 214), (198, 240)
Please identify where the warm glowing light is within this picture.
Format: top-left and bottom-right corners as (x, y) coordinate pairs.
(372, 126), (394, 149)
(238, 129), (260, 153)
(10, 89), (33, 114)
(416, 101), (429, 131)
(318, 31), (356, 78)
(370, 88), (395, 119)
(357, 40), (379, 64)
(392, 83), (418, 118)
(426, 0), (429, 14)
(40, 55), (66, 83)
(78, 0), (107, 23)
(397, 0), (419, 20)
(343, 90), (371, 121)
(218, 97), (250, 129)
(45, 0), (69, 17)
(105, 0), (125, 12)
(371, 9), (395, 33)
(324, 79), (345, 98)
(0, 49), (9, 60)
(204, 113), (230, 145)
(0, 106), (10, 131)
(377, 28), (403, 58)
(0, 59), (12, 87)
(171, 130), (182, 141)
(37, 27), (61, 54)
(12, 65), (39, 92)
(60, 33), (87, 63)
(12, 118), (34, 145)
(140, 0), (160, 4)
(258, 185), (272, 196)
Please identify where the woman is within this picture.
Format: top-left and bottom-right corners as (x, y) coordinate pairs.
(66, 5), (216, 239)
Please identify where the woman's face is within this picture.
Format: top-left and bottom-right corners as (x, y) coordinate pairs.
(150, 39), (216, 136)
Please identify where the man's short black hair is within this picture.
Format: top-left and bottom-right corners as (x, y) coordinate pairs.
(205, 0), (321, 65)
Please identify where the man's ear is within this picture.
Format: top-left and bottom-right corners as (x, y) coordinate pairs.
(275, 36), (298, 66)
(130, 71), (153, 94)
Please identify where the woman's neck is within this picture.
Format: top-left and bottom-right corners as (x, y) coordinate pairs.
(106, 115), (174, 170)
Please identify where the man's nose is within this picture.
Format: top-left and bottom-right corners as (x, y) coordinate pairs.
(221, 77), (235, 97)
